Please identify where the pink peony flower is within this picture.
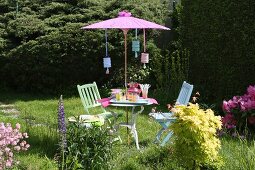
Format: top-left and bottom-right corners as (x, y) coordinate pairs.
(222, 100), (230, 112)
(228, 99), (238, 110)
(227, 124), (236, 129)
(247, 85), (255, 97)
(221, 113), (237, 129)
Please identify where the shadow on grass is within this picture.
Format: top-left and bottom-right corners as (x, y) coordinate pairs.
(26, 124), (59, 158)
(0, 88), (79, 103)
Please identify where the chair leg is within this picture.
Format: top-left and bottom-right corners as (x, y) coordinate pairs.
(160, 130), (173, 146)
(154, 127), (166, 144)
(106, 118), (122, 143)
(114, 124), (122, 143)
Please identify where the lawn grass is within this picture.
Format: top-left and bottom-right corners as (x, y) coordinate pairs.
(1, 91), (255, 169)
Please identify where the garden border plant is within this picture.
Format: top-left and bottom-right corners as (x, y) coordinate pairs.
(222, 85), (255, 136)
(0, 122), (30, 169)
(170, 103), (223, 169)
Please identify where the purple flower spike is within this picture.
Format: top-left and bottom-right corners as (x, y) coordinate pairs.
(58, 95), (66, 148)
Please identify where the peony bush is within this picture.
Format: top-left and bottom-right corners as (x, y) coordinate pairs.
(222, 85), (255, 133)
(0, 122), (29, 169)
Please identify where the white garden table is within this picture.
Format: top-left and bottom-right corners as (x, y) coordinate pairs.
(109, 99), (152, 149)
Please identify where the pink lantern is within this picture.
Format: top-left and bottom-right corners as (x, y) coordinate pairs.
(141, 53), (149, 68)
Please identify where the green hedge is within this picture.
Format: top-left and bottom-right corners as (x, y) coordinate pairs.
(180, 0), (255, 105)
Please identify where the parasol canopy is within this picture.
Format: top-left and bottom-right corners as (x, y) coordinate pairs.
(82, 11), (170, 30)
(82, 11), (170, 87)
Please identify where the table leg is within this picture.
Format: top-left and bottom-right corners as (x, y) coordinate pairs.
(120, 106), (144, 149)
(131, 106), (144, 149)
(126, 106), (130, 145)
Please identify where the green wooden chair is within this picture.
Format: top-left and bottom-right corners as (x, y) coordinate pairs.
(77, 82), (113, 119)
(149, 81), (193, 146)
(73, 82), (121, 141)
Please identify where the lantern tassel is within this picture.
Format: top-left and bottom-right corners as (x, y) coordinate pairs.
(143, 63), (146, 69)
(135, 52), (138, 58)
(106, 68), (109, 74)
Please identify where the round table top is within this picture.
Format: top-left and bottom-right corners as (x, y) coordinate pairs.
(109, 98), (152, 107)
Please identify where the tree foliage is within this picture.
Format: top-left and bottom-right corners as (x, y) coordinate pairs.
(0, 0), (170, 93)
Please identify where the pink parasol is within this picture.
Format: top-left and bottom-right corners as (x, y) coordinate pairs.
(82, 11), (170, 88)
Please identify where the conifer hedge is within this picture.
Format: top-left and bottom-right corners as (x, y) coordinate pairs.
(180, 0), (255, 105)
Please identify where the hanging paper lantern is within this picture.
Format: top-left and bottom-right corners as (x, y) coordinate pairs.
(103, 57), (111, 74)
(141, 29), (149, 68)
(132, 40), (140, 58)
(132, 29), (140, 58)
(103, 29), (111, 74)
(141, 53), (149, 68)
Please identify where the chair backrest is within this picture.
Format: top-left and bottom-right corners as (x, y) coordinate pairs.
(77, 82), (106, 114)
(176, 81), (193, 105)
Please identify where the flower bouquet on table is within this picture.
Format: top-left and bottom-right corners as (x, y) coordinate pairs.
(222, 85), (255, 135)
(127, 82), (141, 102)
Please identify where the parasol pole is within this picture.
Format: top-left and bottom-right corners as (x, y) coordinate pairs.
(123, 29), (128, 90)
(123, 28), (130, 145)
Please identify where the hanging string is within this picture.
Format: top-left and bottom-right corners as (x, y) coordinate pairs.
(143, 28), (146, 52)
(135, 28), (138, 39)
(141, 29), (149, 68)
(105, 29), (108, 57)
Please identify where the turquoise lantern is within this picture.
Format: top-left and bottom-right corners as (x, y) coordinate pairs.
(132, 29), (140, 58)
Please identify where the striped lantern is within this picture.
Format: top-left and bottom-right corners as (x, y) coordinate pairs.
(132, 29), (140, 58)
(132, 40), (140, 58)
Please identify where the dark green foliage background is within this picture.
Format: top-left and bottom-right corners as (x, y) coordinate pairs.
(180, 0), (255, 105)
(0, 0), (170, 94)
(1, 0), (254, 106)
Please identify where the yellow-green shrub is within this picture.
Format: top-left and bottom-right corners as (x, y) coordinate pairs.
(170, 103), (223, 169)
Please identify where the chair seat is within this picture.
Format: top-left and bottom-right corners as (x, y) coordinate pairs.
(98, 111), (123, 119)
(98, 111), (114, 119)
(68, 114), (104, 127)
(149, 112), (176, 122)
